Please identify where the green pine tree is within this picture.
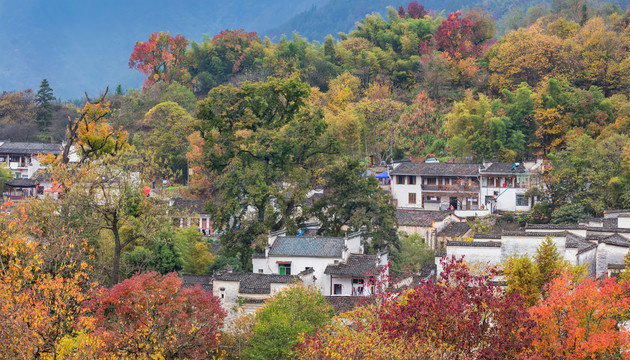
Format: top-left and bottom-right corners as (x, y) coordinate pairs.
(114, 84), (124, 96)
(35, 78), (56, 129)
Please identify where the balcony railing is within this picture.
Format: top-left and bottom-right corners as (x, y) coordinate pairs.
(422, 184), (480, 192)
(482, 183), (529, 189)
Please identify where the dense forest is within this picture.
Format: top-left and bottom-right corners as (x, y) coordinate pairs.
(5, 0), (630, 220)
(3, 0), (630, 357)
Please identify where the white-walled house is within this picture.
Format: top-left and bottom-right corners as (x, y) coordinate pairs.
(252, 231), (365, 296)
(170, 199), (215, 235)
(389, 161), (481, 211)
(479, 162), (532, 212)
(437, 231), (597, 276)
(324, 252), (389, 296)
(389, 160), (540, 213)
(212, 273), (297, 315)
(182, 272), (297, 320)
(0, 141), (62, 179)
(396, 209), (462, 249)
(437, 215), (630, 278)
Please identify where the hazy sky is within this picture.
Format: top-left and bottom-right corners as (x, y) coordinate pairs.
(0, 0), (320, 100)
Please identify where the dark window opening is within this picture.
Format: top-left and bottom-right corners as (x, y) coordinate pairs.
(279, 263), (291, 275)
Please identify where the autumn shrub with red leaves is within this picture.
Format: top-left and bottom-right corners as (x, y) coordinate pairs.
(87, 271), (226, 359)
(298, 256), (534, 359)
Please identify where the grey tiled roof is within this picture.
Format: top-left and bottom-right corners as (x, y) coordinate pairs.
(6, 178), (38, 187)
(502, 231), (565, 237)
(472, 233), (502, 239)
(325, 296), (373, 314)
(437, 222), (470, 237)
(390, 162), (480, 177)
(525, 224), (586, 230)
(566, 233), (596, 252)
(588, 227), (630, 234)
(447, 240), (502, 247)
(171, 199), (209, 214)
(418, 263), (437, 279)
(600, 234), (630, 247)
(214, 273), (297, 294)
(324, 254), (380, 276)
(481, 163), (526, 174)
(397, 209), (454, 227)
(269, 236), (345, 258)
(608, 263), (625, 270)
(604, 209), (630, 216)
(582, 217), (618, 228)
(0, 141), (62, 155)
(181, 273), (213, 292)
(602, 218), (619, 228)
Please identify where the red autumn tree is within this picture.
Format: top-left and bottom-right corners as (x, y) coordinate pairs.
(397, 1), (428, 19)
(129, 31), (190, 89)
(431, 9), (494, 61)
(433, 11), (474, 61)
(526, 272), (630, 359)
(378, 257), (534, 358)
(299, 257), (534, 359)
(88, 272), (226, 359)
(211, 29), (260, 73)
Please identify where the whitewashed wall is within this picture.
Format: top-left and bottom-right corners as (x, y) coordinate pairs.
(480, 186), (531, 212)
(390, 175), (422, 208)
(596, 243), (629, 277)
(258, 255), (340, 295)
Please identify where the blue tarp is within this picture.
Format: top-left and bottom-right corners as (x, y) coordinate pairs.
(375, 171), (389, 179)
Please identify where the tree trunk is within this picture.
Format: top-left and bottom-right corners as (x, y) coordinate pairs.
(111, 213), (121, 286)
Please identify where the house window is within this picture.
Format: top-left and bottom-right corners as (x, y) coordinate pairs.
(279, 263), (291, 275)
(516, 194), (526, 206)
(397, 175), (405, 184)
(408, 193), (417, 204)
(352, 279), (364, 295)
(334, 284), (342, 295)
(408, 176), (416, 185)
(425, 196), (439, 203)
(258, 269), (263, 273)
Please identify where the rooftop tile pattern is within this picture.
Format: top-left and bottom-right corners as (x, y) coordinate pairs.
(214, 273), (297, 294)
(390, 162), (480, 177)
(438, 222), (470, 237)
(397, 209), (454, 227)
(324, 254), (380, 277)
(269, 236), (345, 258)
(0, 141), (62, 155)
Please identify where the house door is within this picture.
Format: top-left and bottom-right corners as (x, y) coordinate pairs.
(466, 198), (471, 210)
(449, 197), (458, 210)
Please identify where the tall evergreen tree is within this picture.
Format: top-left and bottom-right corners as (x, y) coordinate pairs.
(35, 78), (55, 129)
(114, 84), (124, 96)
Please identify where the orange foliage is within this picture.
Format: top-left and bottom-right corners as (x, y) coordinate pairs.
(526, 273), (630, 359)
(0, 203), (97, 359)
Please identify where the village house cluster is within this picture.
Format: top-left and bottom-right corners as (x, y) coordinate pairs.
(7, 143), (630, 318)
(388, 159), (543, 214)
